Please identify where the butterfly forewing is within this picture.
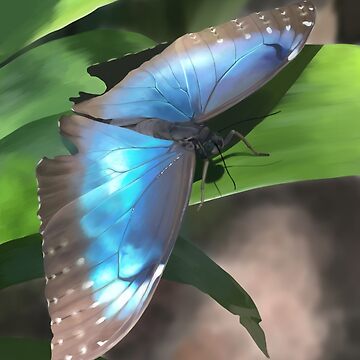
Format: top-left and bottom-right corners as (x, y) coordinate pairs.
(37, 115), (195, 360)
(73, 1), (315, 125)
(197, 0), (316, 119)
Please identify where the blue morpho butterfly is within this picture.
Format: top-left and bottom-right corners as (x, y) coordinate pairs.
(36, 2), (315, 359)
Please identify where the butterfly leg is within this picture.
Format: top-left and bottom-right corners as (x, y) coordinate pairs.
(197, 159), (210, 211)
(223, 130), (269, 157)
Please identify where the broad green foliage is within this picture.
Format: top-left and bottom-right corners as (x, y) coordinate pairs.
(0, 235), (43, 289)
(186, 0), (248, 32)
(0, 116), (65, 243)
(190, 45), (360, 203)
(0, 0), (117, 63)
(0, 337), (105, 360)
(83, 0), (248, 43)
(0, 234), (267, 355)
(0, 338), (51, 359)
(0, 30), (155, 141)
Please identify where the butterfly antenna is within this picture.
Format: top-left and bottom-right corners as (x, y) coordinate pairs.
(214, 142), (236, 191)
(218, 110), (281, 133)
(214, 181), (222, 197)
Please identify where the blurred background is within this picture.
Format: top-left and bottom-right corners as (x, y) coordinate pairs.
(1, 0), (360, 359)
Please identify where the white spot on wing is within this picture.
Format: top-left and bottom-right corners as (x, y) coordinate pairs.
(266, 27), (273, 34)
(66, 289), (74, 295)
(36, 158), (44, 167)
(97, 340), (108, 347)
(75, 330), (85, 338)
(153, 264), (165, 279)
(288, 48), (300, 61)
(303, 21), (313, 27)
(90, 301), (99, 308)
(76, 257), (85, 266)
(96, 316), (106, 325)
(233, 19), (244, 28)
(82, 281), (94, 290)
(60, 240), (68, 248)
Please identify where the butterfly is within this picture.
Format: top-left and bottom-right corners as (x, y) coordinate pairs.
(36, 2), (315, 359)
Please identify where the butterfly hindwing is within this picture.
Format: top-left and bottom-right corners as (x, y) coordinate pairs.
(36, 115), (195, 360)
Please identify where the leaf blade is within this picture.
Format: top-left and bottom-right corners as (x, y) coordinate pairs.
(0, 234), (43, 288)
(0, 337), (105, 359)
(0, 0), (117, 63)
(0, 29), (155, 141)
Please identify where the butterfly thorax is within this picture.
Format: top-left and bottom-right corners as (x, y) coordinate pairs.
(131, 118), (223, 158)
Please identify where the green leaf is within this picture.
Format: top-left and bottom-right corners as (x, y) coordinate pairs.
(0, 234), (43, 289)
(0, 338), (51, 359)
(0, 115), (67, 243)
(0, 29), (155, 141)
(186, 0), (248, 32)
(0, 0), (117, 63)
(189, 44), (360, 203)
(79, 0), (249, 43)
(0, 234), (267, 357)
(0, 337), (105, 359)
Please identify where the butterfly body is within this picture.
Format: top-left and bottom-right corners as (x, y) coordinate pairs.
(36, 2), (315, 359)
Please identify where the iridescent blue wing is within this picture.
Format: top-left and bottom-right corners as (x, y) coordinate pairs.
(193, 0), (316, 120)
(71, 42), (170, 105)
(74, 1), (315, 124)
(36, 115), (195, 360)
